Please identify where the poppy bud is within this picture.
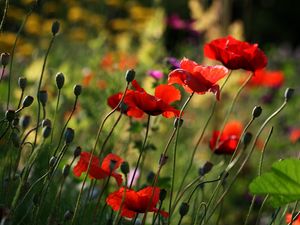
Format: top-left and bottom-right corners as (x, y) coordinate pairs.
(173, 117), (183, 128)
(11, 132), (20, 148)
(242, 132), (252, 148)
(5, 110), (15, 122)
(125, 69), (135, 83)
(1, 52), (10, 67)
(22, 96), (34, 108)
(19, 115), (31, 129)
(159, 154), (168, 166)
(179, 202), (189, 217)
(42, 126), (51, 139)
(42, 119), (52, 128)
(51, 20), (60, 36)
(73, 84), (82, 96)
(252, 106), (262, 118)
(62, 164), (70, 177)
(38, 90), (48, 107)
(49, 156), (57, 168)
(284, 88), (294, 102)
(120, 102), (128, 113)
(64, 127), (75, 144)
(55, 72), (65, 89)
(159, 189), (167, 201)
(120, 161), (129, 175)
(109, 159), (118, 172)
(147, 171), (155, 183)
(199, 161), (214, 176)
(63, 210), (74, 221)
(73, 146), (81, 158)
(18, 77), (27, 90)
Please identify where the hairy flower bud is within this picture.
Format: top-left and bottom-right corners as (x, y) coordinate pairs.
(19, 115), (31, 129)
(5, 110), (15, 122)
(42, 126), (51, 139)
(120, 161), (129, 175)
(1, 52), (10, 67)
(64, 127), (75, 144)
(62, 164), (70, 177)
(179, 202), (189, 217)
(49, 156), (57, 168)
(42, 119), (52, 128)
(73, 146), (81, 158)
(125, 69), (136, 83)
(284, 88), (294, 102)
(73, 84), (82, 96)
(159, 189), (167, 201)
(18, 77), (27, 90)
(55, 72), (65, 89)
(51, 20), (60, 36)
(22, 96), (34, 108)
(199, 161), (214, 176)
(38, 90), (48, 107)
(252, 106), (262, 118)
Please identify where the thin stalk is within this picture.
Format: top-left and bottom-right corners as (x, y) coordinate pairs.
(288, 202), (299, 225)
(114, 176), (128, 225)
(0, 65), (5, 82)
(255, 195), (269, 225)
(17, 89), (24, 109)
(269, 208), (281, 225)
(0, 0), (8, 32)
(51, 89), (61, 142)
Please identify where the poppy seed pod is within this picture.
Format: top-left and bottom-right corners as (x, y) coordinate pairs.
(18, 77), (27, 90)
(199, 161), (214, 176)
(55, 72), (65, 89)
(38, 90), (48, 107)
(159, 189), (167, 201)
(242, 132), (253, 148)
(64, 127), (75, 144)
(51, 20), (60, 36)
(63, 210), (73, 221)
(62, 164), (70, 177)
(42, 119), (52, 128)
(73, 84), (82, 96)
(284, 88), (294, 102)
(42, 126), (51, 139)
(22, 96), (34, 108)
(73, 146), (81, 158)
(125, 69), (136, 83)
(49, 156), (57, 168)
(1, 52), (10, 67)
(120, 161), (129, 175)
(5, 110), (15, 122)
(19, 115), (31, 129)
(173, 117), (184, 128)
(252, 106), (262, 118)
(109, 159), (118, 171)
(179, 202), (189, 217)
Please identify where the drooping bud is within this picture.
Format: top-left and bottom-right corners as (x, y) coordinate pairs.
(179, 202), (189, 217)
(22, 96), (34, 108)
(55, 72), (65, 89)
(173, 117), (184, 128)
(73, 84), (82, 97)
(73, 146), (81, 158)
(199, 161), (214, 176)
(125, 69), (135, 83)
(38, 90), (48, 107)
(42, 119), (52, 128)
(242, 132), (252, 148)
(51, 20), (60, 36)
(62, 164), (70, 177)
(5, 110), (15, 122)
(18, 77), (27, 90)
(120, 161), (129, 175)
(49, 156), (57, 168)
(1, 53), (10, 67)
(19, 115), (31, 129)
(284, 88), (294, 102)
(159, 189), (167, 201)
(42, 126), (51, 139)
(252, 106), (262, 118)
(64, 127), (75, 144)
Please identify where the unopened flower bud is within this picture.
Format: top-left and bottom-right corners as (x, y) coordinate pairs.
(18, 77), (27, 90)
(42, 126), (51, 139)
(159, 189), (167, 201)
(125, 69), (135, 83)
(284, 88), (294, 102)
(5, 110), (15, 122)
(179, 202), (189, 217)
(49, 156), (57, 168)
(73, 146), (81, 158)
(55, 72), (65, 89)
(64, 127), (75, 144)
(73, 84), (82, 96)
(19, 115), (31, 129)
(62, 164), (70, 177)
(120, 161), (129, 175)
(242, 132), (252, 148)
(51, 20), (60, 36)
(11, 132), (20, 148)
(174, 118), (183, 128)
(1, 53), (10, 66)
(199, 161), (214, 176)
(22, 96), (34, 108)
(64, 210), (73, 221)
(38, 90), (48, 107)
(109, 159), (117, 171)
(159, 154), (168, 166)
(42, 119), (51, 128)
(252, 106), (262, 118)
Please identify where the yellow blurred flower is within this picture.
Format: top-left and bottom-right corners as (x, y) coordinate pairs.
(68, 6), (87, 22)
(7, 6), (25, 22)
(105, 0), (122, 7)
(43, 2), (58, 14)
(110, 18), (131, 31)
(0, 32), (17, 50)
(129, 5), (154, 21)
(68, 27), (87, 41)
(84, 14), (104, 28)
(17, 43), (34, 57)
(25, 14), (42, 35)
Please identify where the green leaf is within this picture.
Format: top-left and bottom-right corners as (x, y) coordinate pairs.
(249, 158), (300, 207)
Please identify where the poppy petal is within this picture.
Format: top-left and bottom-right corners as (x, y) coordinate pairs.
(154, 84), (181, 104)
(101, 153), (123, 173)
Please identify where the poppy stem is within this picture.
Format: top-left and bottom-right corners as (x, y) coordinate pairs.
(131, 213), (139, 225)
(51, 88), (62, 142)
(129, 114), (151, 189)
(204, 99), (288, 224)
(0, 66), (4, 83)
(114, 176), (128, 225)
(71, 83), (129, 225)
(255, 195), (269, 225)
(17, 88), (25, 109)
(288, 202), (300, 225)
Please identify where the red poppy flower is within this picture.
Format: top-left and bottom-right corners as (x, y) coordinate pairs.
(209, 120), (243, 155)
(245, 69), (284, 88)
(168, 58), (228, 100)
(204, 35), (268, 72)
(286, 213), (300, 225)
(106, 186), (169, 218)
(289, 128), (300, 144)
(123, 80), (181, 118)
(73, 152), (123, 186)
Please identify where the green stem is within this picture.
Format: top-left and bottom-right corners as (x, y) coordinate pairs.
(51, 89), (61, 142)
(0, 0), (8, 32)
(255, 195), (269, 225)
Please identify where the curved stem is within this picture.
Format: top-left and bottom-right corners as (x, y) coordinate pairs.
(0, 65), (5, 82)
(255, 195), (269, 225)
(51, 89), (61, 142)
(0, 0), (9, 32)
(17, 89), (24, 109)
